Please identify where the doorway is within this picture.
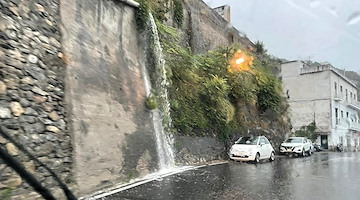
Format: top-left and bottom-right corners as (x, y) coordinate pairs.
(321, 135), (328, 149)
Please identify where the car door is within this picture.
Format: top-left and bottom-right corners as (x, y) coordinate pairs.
(303, 138), (310, 151)
(264, 137), (273, 155)
(259, 137), (269, 158)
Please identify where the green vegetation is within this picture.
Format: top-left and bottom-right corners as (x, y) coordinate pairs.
(254, 40), (267, 55)
(126, 169), (137, 181)
(139, 0), (290, 142)
(0, 187), (13, 200)
(158, 26), (288, 140)
(148, 0), (170, 22)
(173, 0), (184, 27)
(135, 0), (150, 31)
(293, 121), (317, 141)
(145, 94), (158, 110)
(136, 0), (184, 30)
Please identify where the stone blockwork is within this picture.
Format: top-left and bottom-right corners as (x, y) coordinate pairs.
(183, 0), (254, 54)
(0, 0), (72, 199)
(175, 135), (226, 165)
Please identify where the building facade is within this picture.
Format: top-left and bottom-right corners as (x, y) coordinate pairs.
(281, 61), (360, 150)
(213, 5), (231, 23)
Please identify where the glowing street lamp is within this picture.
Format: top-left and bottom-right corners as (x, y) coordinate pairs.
(228, 50), (254, 73)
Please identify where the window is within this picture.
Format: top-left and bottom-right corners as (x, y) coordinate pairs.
(350, 92), (352, 99)
(235, 136), (259, 145)
(346, 89), (348, 100)
(335, 108), (338, 124)
(334, 82), (337, 91)
(264, 137), (270, 144)
(340, 85), (343, 92)
(260, 138), (266, 145)
(347, 112), (349, 118)
(341, 110), (343, 118)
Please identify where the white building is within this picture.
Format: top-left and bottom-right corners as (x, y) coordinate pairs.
(281, 61), (360, 150)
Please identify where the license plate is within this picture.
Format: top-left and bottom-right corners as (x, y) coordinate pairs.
(287, 149), (292, 152)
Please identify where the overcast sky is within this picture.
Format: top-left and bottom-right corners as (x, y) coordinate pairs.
(204, 0), (360, 72)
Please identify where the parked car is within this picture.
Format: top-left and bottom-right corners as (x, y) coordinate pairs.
(280, 137), (312, 156)
(229, 136), (275, 163)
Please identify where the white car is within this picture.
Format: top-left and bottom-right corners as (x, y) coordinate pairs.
(280, 137), (312, 156)
(229, 136), (275, 163)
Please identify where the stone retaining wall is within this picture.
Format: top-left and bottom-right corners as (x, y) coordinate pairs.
(0, 0), (72, 199)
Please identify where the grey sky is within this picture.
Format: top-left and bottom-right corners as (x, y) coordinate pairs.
(205, 0), (360, 72)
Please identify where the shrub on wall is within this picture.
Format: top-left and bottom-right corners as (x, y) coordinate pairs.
(135, 0), (150, 31)
(173, 0), (184, 27)
(163, 42), (289, 139)
(145, 94), (158, 110)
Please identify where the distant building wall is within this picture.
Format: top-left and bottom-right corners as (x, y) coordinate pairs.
(282, 61), (332, 132)
(183, 0), (254, 54)
(281, 61), (360, 150)
(213, 5), (231, 23)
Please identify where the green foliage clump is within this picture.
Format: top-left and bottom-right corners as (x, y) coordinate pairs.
(164, 42), (289, 140)
(0, 187), (13, 200)
(173, 0), (184, 27)
(148, 0), (170, 22)
(294, 121), (317, 141)
(135, 0), (150, 32)
(145, 94), (158, 110)
(254, 40), (267, 55)
(255, 69), (282, 114)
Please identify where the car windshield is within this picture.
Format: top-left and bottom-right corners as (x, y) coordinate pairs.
(285, 138), (303, 143)
(235, 136), (259, 145)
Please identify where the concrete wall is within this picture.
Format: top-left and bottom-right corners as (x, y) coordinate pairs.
(282, 62), (332, 101)
(282, 61), (332, 131)
(60, 0), (158, 195)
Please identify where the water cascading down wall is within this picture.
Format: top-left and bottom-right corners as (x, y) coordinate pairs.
(60, 0), (173, 195)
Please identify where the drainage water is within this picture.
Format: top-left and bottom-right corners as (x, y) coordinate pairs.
(142, 13), (175, 170)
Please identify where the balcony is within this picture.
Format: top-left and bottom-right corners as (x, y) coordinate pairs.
(347, 99), (360, 111)
(300, 65), (331, 75)
(338, 118), (360, 132)
(334, 93), (342, 101)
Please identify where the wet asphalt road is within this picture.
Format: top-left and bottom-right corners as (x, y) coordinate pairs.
(103, 152), (360, 200)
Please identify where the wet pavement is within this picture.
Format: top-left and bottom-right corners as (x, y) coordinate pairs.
(102, 152), (360, 200)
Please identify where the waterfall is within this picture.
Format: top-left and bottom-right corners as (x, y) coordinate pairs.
(142, 13), (175, 170)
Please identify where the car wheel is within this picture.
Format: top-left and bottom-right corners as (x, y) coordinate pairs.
(301, 149), (306, 157)
(308, 149), (312, 156)
(269, 151), (275, 162)
(254, 153), (260, 164)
